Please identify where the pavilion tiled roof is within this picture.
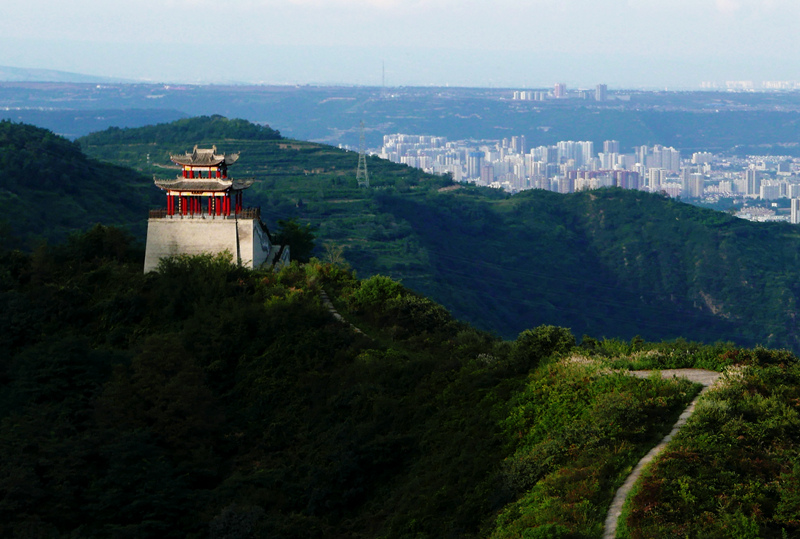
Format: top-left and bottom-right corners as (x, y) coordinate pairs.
(153, 177), (255, 192)
(170, 145), (240, 167)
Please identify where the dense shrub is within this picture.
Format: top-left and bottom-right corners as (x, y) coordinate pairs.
(508, 325), (576, 372)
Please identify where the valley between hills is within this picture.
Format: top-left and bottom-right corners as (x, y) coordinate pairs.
(1, 116), (799, 537)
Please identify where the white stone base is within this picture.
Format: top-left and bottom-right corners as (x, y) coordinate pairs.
(143, 215), (279, 273)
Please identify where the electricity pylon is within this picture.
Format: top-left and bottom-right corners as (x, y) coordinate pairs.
(356, 121), (369, 188)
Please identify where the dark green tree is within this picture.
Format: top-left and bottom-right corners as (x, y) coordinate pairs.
(274, 218), (317, 262)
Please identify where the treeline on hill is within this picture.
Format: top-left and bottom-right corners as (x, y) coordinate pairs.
(0, 120), (158, 247)
(78, 115), (281, 146)
(2, 225), (799, 538)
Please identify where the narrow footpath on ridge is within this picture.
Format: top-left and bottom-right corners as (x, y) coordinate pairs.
(312, 301), (721, 537)
(319, 289), (364, 335)
(602, 369), (722, 538)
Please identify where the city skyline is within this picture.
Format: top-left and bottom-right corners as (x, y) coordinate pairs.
(3, 0), (800, 88)
(376, 131), (800, 222)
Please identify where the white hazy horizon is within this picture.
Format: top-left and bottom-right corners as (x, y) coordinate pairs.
(3, 0), (799, 89)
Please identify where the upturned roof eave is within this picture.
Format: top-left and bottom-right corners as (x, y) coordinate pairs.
(153, 177), (254, 192)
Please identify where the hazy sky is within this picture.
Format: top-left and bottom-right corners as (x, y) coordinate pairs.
(2, 0), (798, 88)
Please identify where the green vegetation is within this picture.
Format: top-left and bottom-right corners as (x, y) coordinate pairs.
(78, 115), (281, 146)
(618, 348), (800, 538)
(1, 223), (799, 537)
(491, 360), (698, 537)
(274, 217), (318, 262)
(75, 116), (800, 351)
(0, 120), (158, 247)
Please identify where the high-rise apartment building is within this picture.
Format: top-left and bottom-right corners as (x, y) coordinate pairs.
(760, 181), (782, 200)
(467, 152), (484, 179)
(745, 167), (760, 196)
(649, 146), (680, 172)
(511, 135), (527, 155)
(480, 164), (494, 185)
(596, 84), (608, 102)
(692, 152), (714, 165)
(689, 173), (704, 198)
(580, 141), (594, 164)
(792, 198), (800, 224)
(636, 146), (648, 167)
(648, 168), (667, 191)
(681, 167), (692, 194)
(603, 140), (620, 154)
(554, 83), (566, 99)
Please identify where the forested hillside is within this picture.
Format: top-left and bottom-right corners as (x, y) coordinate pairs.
(1, 225), (798, 537)
(0, 120), (158, 247)
(75, 116), (800, 352)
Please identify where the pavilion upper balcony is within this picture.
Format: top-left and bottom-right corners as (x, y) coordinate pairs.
(149, 207), (262, 220)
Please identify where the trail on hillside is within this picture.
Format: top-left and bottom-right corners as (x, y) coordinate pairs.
(320, 289), (364, 335)
(603, 369), (721, 539)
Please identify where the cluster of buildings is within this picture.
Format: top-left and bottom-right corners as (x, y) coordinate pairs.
(375, 134), (800, 223)
(511, 83), (609, 102)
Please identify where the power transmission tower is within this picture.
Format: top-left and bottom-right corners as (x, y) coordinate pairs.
(356, 121), (369, 188)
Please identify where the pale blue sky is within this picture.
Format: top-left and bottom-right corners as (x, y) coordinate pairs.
(2, 0), (797, 88)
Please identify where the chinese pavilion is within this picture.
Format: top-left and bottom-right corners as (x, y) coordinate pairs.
(157, 145), (250, 217)
(143, 146), (289, 272)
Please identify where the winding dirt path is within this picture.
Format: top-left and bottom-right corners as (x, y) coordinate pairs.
(603, 369), (721, 538)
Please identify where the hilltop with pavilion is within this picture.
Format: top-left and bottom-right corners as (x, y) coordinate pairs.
(143, 145), (289, 272)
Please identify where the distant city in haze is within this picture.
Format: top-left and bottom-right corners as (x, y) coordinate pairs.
(371, 83), (800, 224)
(377, 130), (800, 223)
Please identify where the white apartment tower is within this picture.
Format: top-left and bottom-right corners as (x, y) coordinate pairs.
(603, 140), (620, 154)
(596, 84), (608, 102)
(745, 167), (760, 196)
(792, 198), (800, 224)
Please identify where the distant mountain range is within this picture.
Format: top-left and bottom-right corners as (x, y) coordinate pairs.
(5, 81), (800, 153)
(0, 65), (135, 84)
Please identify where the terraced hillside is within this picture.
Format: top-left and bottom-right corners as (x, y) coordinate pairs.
(76, 117), (800, 352)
